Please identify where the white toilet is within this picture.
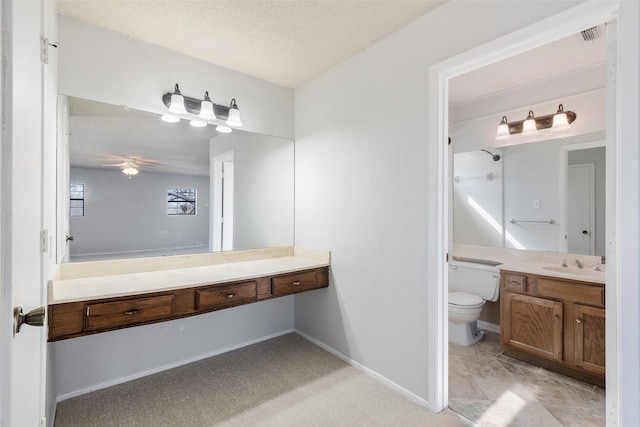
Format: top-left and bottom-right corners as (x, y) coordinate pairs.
(448, 260), (500, 346)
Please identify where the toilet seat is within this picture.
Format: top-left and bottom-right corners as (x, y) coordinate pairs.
(449, 291), (484, 309)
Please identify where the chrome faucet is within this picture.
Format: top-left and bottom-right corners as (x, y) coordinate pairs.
(575, 259), (584, 269)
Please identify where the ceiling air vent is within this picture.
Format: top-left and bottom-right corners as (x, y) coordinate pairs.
(581, 25), (602, 42)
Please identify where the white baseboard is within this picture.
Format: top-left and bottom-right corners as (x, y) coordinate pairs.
(56, 328), (295, 402)
(477, 320), (500, 334)
(294, 329), (430, 409)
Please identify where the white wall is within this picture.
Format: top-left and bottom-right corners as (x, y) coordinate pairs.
(452, 149), (503, 248)
(210, 132), (294, 250)
(503, 140), (564, 251)
(52, 296), (294, 397)
(69, 168), (210, 259)
(453, 89), (606, 154)
(57, 15), (294, 140)
(294, 0), (586, 403)
(51, 14), (297, 402)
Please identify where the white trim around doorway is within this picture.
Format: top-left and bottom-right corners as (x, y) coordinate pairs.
(428, 2), (628, 425)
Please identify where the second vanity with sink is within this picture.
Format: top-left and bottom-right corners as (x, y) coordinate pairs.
(451, 244), (606, 387)
(499, 268), (605, 387)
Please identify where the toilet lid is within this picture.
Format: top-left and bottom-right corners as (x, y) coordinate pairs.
(449, 292), (484, 307)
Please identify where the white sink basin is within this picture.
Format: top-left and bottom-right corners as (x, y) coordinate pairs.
(542, 266), (605, 275)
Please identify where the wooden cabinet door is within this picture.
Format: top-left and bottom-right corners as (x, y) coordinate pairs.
(503, 292), (563, 361)
(574, 304), (606, 375)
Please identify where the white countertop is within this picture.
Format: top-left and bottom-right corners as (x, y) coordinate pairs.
(497, 260), (605, 285)
(49, 247), (330, 305)
(451, 244), (605, 285)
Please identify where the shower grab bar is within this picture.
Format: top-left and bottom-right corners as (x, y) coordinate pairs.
(510, 219), (555, 224)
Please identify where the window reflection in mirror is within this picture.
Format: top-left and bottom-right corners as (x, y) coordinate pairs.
(58, 96), (294, 262)
(452, 139), (605, 256)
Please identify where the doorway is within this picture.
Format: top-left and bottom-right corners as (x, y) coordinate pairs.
(427, 2), (625, 423)
(211, 150), (235, 252)
(567, 162), (595, 255)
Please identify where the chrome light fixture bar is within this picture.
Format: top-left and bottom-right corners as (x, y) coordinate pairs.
(495, 104), (576, 140)
(162, 84), (242, 129)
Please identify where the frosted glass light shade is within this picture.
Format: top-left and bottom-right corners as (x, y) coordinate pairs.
(226, 98), (242, 127)
(522, 111), (537, 135)
(495, 116), (510, 140)
(168, 93), (187, 114)
(199, 91), (217, 120)
(199, 100), (216, 120)
(552, 104), (570, 130)
(189, 120), (207, 128)
(216, 125), (232, 133)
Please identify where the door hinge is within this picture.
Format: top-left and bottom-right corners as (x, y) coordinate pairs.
(41, 229), (49, 253)
(40, 37), (58, 65)
(40, 38), (49, 64)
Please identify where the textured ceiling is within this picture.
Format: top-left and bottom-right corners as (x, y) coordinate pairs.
(57, 0), (448, 88)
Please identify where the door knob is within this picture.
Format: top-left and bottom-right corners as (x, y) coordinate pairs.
(582, 230), (589, 235)
(66, 235), (74, 242)
(13, 306), (45, 334)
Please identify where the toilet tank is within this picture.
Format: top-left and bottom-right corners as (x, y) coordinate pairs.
(448, 260), (500, 302)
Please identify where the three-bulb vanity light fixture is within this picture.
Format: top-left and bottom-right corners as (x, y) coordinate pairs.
(161, 84), (243, 133)
(495, 104), (576, 140)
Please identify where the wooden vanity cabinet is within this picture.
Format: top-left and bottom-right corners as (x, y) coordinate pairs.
(574, 304), (606, 376)
(502, 292), (563, 361)
(49, 266), (328, 341)
(500, 271), (605, 387)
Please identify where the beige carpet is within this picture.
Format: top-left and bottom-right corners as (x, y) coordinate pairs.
(54, 333), (474, 427)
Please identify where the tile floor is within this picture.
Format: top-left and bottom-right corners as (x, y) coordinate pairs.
(448, 331), (606, 427)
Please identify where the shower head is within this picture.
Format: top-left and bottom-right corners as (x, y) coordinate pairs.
(481, 149), (501, 162)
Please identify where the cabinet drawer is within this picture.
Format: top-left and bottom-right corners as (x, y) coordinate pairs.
(196, 281), (257, 310)
(537, 279), (604, 307)
(272, 271), (319, 296)
(85, 295), (175, 332)
(503, 273), (527, 293)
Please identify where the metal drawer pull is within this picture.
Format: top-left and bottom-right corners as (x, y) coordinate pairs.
(291, 281), (302, 286)
(124, 309), (142, 316)
(576, 318), (582, 324)
(223, 293), (236, 299)
(554, 314), (560, 320)
(509, 281), (520, 286)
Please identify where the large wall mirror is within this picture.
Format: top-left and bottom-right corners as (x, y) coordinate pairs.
(57, 95), (294, 262)
(452, 137), (605, 257)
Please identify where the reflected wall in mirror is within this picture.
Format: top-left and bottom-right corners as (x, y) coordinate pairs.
(58, 96), (294, 262)
(453, 139), (605, 256)
(453, 149), (504, 248)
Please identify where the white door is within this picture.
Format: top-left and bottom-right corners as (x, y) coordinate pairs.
(1, 1), (51, 426)
(210, 151), (234, 252)
(221, 161), (235, 251)
(567, 163), (595, 255)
